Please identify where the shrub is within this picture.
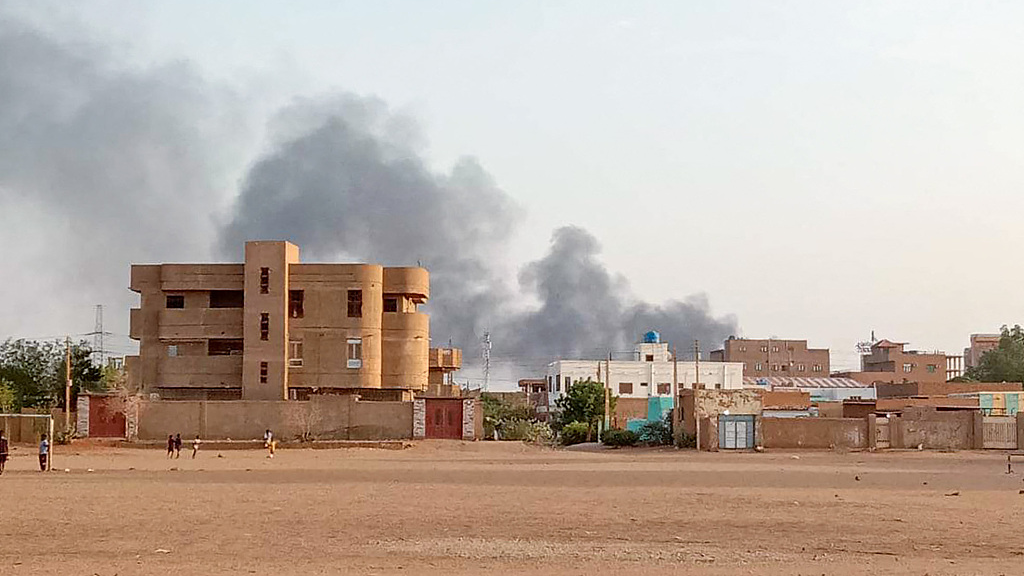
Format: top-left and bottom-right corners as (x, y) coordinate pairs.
(500, 419), (555, 444)
(676, 433), (696, 448)
(601, 428), (638, 447)
(560, 421), (591, 445)
(638, 415), (673, 446)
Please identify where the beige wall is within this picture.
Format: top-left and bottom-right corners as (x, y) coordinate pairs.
(761, 417), (868, 449)
(136, 395), (413, 441)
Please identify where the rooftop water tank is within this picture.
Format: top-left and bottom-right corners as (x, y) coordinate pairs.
(642, 330), (660, 344)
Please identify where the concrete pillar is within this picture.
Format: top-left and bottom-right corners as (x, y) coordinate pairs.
(972, 411), (985, 450)
(867, 414), (877, 450)
(412, 399), (426, 439)
(1017, 412), (1024, 450)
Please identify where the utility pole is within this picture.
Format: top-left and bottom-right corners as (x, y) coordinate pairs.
(604, 352), (611, 431)
(672, 345), (678, 399)
(694, 340), (701, 390)
(481, 332), (492, 392)
(65, 336), (72, 436)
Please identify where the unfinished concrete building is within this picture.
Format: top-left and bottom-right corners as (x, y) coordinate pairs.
(127, 241), (434, 401)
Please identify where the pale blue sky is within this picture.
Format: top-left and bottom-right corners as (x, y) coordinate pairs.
(5, 1), (1024, 369)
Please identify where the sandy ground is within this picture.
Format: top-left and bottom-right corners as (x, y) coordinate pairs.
(0, 441), (1022, 575)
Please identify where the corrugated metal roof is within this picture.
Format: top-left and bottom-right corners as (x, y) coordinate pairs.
(744, 376), (869, 389)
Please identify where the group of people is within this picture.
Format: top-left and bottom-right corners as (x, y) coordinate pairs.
(166, 433), (201, 459)
(0, 430), (49, 474)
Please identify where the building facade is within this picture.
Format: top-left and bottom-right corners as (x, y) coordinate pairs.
(127, 241), (431, 401)
(709, 338), (829, 378)
(964, 333), (1000, 369)
(837, 339), (953, 385)
(545, 335), (744, 408)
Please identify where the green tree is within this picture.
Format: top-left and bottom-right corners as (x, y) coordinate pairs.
(0, 339), (103, 410)
(965, 325), (1024, 383)
(555, 378), (616, 440)
(0, 378), (15, 413)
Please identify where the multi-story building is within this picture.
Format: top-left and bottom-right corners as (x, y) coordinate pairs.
(127, 240), (433, 401)
(709, 338), (829, 378)
(545, 332), (744, 408)
(964, 333), (1001, 369)
(837, 339), (955, 385)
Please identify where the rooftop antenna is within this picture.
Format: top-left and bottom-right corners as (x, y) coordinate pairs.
(482, 331), (492, 392)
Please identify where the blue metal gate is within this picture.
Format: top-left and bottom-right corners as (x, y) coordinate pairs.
(719, 415), (755, 449)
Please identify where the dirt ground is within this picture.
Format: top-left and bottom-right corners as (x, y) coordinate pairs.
(0, 441), (1022, 575)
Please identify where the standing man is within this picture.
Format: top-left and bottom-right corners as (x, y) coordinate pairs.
(38, 433), (49, 472)
(0, 430), (9, 475)
(191, 435), (201, 459)
(174, 433), (182, 459)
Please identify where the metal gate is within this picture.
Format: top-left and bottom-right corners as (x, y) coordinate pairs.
(425, 399), (464, 439)
(89, 396), (126, 438)
(983, 416), (1017, 449)
(719, 415), (755, 449)
(875, 417), (891, 449)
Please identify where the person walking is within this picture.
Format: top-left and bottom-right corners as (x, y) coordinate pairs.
(191, 435), (201, 459)
(173, 433), (182, 459)
(38, 433), (49, 472)
(0, 430), (9, 476)
(166, 435), (175, 458)
(263, 429), (276, 458)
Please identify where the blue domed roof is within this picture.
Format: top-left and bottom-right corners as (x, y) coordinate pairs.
(642, 330), (661, 343)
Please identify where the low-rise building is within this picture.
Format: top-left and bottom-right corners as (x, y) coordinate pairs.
(545, 332), (744, 409)
(710, 338), (829, 378)
(838, 339), (961, 385)
(675, 388), (763, 450)
(964, 333), (1001, 369)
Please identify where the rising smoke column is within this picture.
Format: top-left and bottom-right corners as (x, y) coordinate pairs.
(0, 16), (248, 336)
(497, 226), (737, 360)
(221, 97), (738, 363)
(219, 95), (521, 349)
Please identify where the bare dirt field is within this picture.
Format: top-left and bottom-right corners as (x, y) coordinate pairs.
(1, 441), (1022, 575)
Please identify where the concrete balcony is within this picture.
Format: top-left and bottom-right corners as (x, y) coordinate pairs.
(382, 311), (429, 336)
(383, 267), (429, 300)
(157, 355), (243, 388)
(158, 309), (243, 340)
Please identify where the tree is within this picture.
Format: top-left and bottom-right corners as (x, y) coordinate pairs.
(0, 339), (103, 411)
(554, 378), (616, 440)
(965, 325), (1024, 383)
(0, 378), (15, 413)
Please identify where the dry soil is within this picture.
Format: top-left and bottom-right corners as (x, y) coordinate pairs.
(0, 441), (1022, 575)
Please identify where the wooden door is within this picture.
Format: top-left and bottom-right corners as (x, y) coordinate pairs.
(425, 399), (463, 439)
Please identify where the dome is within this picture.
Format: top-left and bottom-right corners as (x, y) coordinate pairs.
(642, 330), (661, 344)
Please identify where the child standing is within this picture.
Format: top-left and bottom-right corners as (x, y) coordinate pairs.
(191, 435), (201, 459)
(166, 435), (175, 458)
(38, 433), (49, 472)
(174, 433), (182, 459)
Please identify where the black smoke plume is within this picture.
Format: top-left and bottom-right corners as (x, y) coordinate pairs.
(222, 98), (737, 365)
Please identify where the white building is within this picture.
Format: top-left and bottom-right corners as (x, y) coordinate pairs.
(545, 333), (744, 406)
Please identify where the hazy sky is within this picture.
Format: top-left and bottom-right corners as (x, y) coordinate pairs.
(2, 1), (1023, 372)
